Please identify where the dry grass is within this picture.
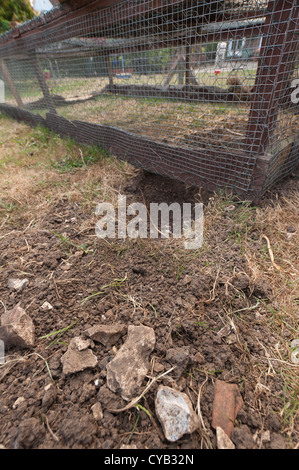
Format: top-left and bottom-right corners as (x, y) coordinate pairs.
(0, 113), (298, 446)
(0, 114), (134, 228)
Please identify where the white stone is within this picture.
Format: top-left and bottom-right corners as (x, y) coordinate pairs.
(41, 301), (53, 310)
(91, 402), (103, 421)
(216, 426), (235, 449)
(155, 385), (200, 442)
(13, 397), (26, 409)
(7, 278), (29, 291)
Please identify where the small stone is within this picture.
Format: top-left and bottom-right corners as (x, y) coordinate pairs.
(84, 324), (127, 348)
(153, 361), (165, 373)
(286, 226), (296, 233)
(42, 384), (57, 410)
(165, 347), (190, 378)
(61, 336), (98, 375)
(0, 304), (35, 349)
(61, 263), (71, 271)
(94, 378), (100, 387)
(72, 336), (94, 351)
(7, 278), (29, 291)
(268, 432), (286, 449)
(106, 325), (155, 401)
(227, 334), (237, 345)
(182, 275), (192, 285)
(231, 273), (250, 290)
(41, 301), (53, 311)
(193, 352), (205, 364)
(268, 412), (281, 432)
(155, 385), (200, 442)
(13, 396), (26, 409)
(216, 426), (235, 449)
(14, 418), (46, 449)
(261, 430), (271, 443)
(91, 402), (103, 421)
(217, 324), (232, 338)
(231, 425), (255, 449)
(290, 339), (299, 365)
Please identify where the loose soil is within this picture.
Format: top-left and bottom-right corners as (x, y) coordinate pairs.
(0, 123), (298, 450)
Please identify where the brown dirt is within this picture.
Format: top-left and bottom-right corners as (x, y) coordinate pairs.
(0, 167), (298, 450)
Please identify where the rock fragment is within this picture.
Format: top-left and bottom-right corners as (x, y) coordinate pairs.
(231, 424), (255, 449)
(7, 278), (29, 291)
(165, 347), (190, 378)
(14, 417), (46, 449)
(61, 336), (98, 375)
(91, 402), (103, 421)
(42, 383), (57, 410)
(106, 325), (155, 401)
(216, 426), (235, 449)
(84, 324), (127, 348)
(212, 379), (243, 438)
(155, 385), (200, 442)
(13, 396), (26, 409)
(41, 301), (53, 311)
(231, 273), (250, 290)
(0, 304), (35, 349)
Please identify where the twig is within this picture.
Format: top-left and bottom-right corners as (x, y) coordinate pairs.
(143, 396), (165, 442)
(204, 266), (220, 304)
(108, 366), (176, 413)
(197, 374), (208, 431)
(262, 235), (282, 271)
(52, 279), (60, 300)
(0, 230), (16, 240)
(225, 127), (244, 136)
(43, 415), (59, 442)
(0, 300), (6, 314)
(29, 352), (54, 382)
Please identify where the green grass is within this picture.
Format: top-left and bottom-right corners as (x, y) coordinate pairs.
(81, 275), (128, 305)
(39, 319), (79, 348)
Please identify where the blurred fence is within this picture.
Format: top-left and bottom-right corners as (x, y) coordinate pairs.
(0, 0), (298, 200)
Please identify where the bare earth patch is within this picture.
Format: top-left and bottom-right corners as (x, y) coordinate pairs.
(0, 115), (298, 450)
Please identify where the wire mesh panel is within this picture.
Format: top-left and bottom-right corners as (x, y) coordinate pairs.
(0, 0), (298, 199)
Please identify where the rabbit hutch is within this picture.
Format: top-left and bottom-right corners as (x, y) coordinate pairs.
(0, 0), (298, 200)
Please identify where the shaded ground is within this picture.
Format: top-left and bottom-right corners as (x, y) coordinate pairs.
(0, 117), (298, 450)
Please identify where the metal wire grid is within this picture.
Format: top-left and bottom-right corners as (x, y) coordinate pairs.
(0, 0), (298, 197)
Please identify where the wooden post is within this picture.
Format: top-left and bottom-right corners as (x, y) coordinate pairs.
(0, 59), (24, 108)
(29, 51), (56, 114)
(185, 44), (191, 86)
(178, 46), (185, 85)
(245, 0), (299, 156)
(185, 44), (199, 86)
(105, 52), (114, 86)
(162, 48), (183, 87)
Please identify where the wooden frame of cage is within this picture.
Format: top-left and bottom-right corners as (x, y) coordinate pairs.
(0, 0), (298, 200)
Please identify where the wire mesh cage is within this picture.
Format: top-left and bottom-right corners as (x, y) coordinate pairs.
(0, 0), (298, 200)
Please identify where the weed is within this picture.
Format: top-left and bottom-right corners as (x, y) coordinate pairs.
(148, 303), (158, 318)
(81, 275), (127, 305)
(53, 232), (90, 254)
(39, 319), (79, 348)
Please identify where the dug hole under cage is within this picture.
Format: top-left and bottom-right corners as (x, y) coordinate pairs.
(0, 0), (298, 201)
